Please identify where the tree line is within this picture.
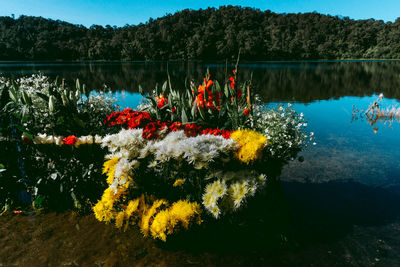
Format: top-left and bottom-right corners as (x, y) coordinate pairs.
(1, 6), (400, 60)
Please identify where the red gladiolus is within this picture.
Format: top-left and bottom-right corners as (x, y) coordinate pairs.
(244, 109), (249, 116)
(63, 135), (77, 145)
(156, 94), (168, 109)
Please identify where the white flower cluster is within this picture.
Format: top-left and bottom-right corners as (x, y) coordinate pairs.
(100, 129), (239, 197)
(141, 131), (237, 169)
(30, 134), (103, 146)
(252, 104), (314, 160)
(101, 128), (146, 159)
(202, 171), (267, 218)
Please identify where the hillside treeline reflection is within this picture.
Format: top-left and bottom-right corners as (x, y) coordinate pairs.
(1, 61), (400, 103)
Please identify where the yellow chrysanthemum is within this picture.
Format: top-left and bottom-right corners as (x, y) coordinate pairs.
(230, 129), (267, 164)
(173, 179), (185, 187)
(140, 199), (168, 236)
(115, 211), (125, 228)
(103, 157), (119, 184)
(125, 198), (140, 218)
(149, 210), (170, 241)
(92, 186), (126, 222)
(150, 200), (202, 242)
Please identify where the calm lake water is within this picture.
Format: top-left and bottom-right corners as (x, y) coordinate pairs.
(2, 61), (400, 265)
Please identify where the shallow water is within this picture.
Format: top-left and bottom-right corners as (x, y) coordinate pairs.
(1, 61), (400, 266)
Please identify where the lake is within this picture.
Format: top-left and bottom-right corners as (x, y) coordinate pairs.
(1, 61), (400, 265)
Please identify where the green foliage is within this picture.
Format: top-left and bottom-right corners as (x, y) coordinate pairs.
(0, 8), (399, 60)
(0, 75), (118, 212)
(0, 74), (118, 137)
(141, 70), (251, 130)
(23, 143), (107, 212)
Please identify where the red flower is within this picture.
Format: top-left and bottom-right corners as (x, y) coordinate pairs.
(229, 76), (236, 89)
(184, 123), (202, 137)
(144, 122), (157, 132)
(169, 121), (183, 131)
(244, 109), (249, 116)
(142, 130), (158, 140)
(156, 94), (168, 109)
(63, 135), (77, 145)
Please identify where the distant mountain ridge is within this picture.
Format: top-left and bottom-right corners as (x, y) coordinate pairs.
(0, 6), (399, 60)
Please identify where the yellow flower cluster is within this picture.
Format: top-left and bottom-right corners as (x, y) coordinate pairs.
(230, 129), (268, 164)
(94, 159), (202, 241)
(92, 187), (125, 222)
(102, 157), (119, 185)
(149, 200), (202, 241)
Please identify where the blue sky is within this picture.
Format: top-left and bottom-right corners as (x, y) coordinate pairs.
(0, 0), (399, 27)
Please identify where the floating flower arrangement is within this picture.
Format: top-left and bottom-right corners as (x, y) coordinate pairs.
(25, 69), (312, 241)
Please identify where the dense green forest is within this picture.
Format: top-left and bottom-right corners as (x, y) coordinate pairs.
(1, 6), (400, 60)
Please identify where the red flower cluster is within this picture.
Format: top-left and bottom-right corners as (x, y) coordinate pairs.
(105, 108), (232, 140)
(194, 77), (222, 111)
(63, 135), (77, 145)
(105, 109), (152, 129)
(201, 128), (232, 139)
(228, 69), (243, 101)
(155, 94), (168, 109)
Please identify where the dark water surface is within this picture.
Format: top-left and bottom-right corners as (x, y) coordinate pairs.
(1, 61), (400, 266)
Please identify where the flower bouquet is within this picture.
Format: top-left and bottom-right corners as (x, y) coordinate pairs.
(92, 68), (312, 241)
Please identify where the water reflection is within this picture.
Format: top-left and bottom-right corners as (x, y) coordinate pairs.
(2, 61), (400, 102)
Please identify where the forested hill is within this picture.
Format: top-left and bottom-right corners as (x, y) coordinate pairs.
(1, 6), (400, 60)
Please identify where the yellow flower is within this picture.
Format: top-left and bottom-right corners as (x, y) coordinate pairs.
(140, 199), (168, 236)
(230, 180), (249, 209)
(125, 198), (140, 218)
(92, 186), (126, 223)
(115, 211), (125, 228)
(173, 179), (185, 187)
(150, 200), (202, 242)
(231, 129), (267, 164)
(102, 157), (119, 184)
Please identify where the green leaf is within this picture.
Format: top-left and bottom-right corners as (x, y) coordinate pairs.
(162, 81), (167, 94)
(215, 80), (221, 93)
(48, 95), (55, 113)
(82, 84), (89, 97)
(224, 84), (229, 98)
(138, 85), (144, 95)
(75, 89), (81, 101)
(181, 109), (188, 124)
(191, 101), (197, 118)
(76, 79), (80, 91)
(167, 71), (172, 91)
(8, 87), (18, 103)
(61, 92), (69, 106)
(69, 90), (76, 104)
(21, 105), (29, 122)
(198, 105), (206, 120)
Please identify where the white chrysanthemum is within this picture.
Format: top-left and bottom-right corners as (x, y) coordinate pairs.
(80, 135), (93, 145)
(230, 180), (249, 209)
